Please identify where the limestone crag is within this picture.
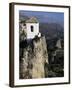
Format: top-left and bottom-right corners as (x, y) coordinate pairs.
(19, 36), (48, 79)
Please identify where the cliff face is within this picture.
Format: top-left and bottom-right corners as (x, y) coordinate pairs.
(19, 36), (48, 79)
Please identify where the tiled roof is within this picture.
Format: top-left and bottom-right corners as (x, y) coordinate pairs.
(26, 17), (39, 23)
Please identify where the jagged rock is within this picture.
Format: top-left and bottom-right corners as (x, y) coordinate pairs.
(19, 36), (48, 79)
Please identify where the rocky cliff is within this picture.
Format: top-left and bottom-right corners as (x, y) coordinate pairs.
(19, 36), (48, 79)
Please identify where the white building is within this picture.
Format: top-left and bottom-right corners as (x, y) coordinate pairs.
(20, 17), (41, 39)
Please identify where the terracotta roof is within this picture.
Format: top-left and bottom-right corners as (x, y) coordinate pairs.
(26, 17), (39, 23)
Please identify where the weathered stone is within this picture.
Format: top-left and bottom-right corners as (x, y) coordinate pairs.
(19, 36), (48, 79)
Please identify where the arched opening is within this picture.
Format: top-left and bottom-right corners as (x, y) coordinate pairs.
(31, 25), (34, 32)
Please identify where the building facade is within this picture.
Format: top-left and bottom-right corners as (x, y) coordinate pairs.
(20, 17), (40, 39)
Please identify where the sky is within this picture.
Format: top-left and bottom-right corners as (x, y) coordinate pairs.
(20, 10), (64, 27)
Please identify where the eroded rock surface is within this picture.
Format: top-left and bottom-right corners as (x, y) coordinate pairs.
(19, 36), (48, 79)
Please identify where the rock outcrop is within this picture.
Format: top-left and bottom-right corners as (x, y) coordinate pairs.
(19, 36), (48, 79)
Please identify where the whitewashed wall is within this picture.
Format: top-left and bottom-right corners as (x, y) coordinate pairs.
(26, 23), (39, 39)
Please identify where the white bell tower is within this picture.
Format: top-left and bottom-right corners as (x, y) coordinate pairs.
(26, 17), (39, 39)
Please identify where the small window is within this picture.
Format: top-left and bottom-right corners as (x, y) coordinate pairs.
(23, 23), (26, 26)
(31, 26), (34, 32)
